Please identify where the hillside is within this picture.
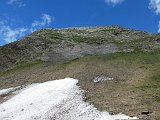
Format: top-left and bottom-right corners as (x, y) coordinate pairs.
(0, 26), (160, 120)
(0, 25), (159, 71)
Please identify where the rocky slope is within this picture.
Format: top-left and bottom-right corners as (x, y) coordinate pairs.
(0, 25), (159, 71)
(0, 26), (160, 120)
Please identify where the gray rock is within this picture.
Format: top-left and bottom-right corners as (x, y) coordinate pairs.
(141, 110), (150, 115)
(93, 75), (114, 83)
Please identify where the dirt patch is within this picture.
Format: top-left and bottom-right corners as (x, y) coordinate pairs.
(0, 53), (160, 120)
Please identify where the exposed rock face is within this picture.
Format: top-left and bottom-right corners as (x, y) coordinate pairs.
(153, 38), (160, 42)
(39, 43), (118, 65)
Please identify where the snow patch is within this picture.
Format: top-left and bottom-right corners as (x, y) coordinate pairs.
(0, 78), (138, 120)
(0, 86), (21, 96)
(93, 75), (114, 83)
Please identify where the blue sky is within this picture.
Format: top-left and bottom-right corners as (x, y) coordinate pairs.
(0, 0), (160, 46)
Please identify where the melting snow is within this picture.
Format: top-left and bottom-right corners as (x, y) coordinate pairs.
(0, 86), (21, 96)
(93, 75), (114, 83)
(0, 78), (138, 120)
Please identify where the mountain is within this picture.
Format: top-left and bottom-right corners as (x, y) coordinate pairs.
(0, 25), (159, 71)
(0, 26), (160, 119)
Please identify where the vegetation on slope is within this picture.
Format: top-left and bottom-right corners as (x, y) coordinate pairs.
(0, 26), (160, 119)
(0, 60), (43, 77)
(0, 26), (159, 72)
(0, 50), (160, 119)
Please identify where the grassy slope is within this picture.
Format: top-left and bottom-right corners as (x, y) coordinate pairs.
(0, 50), (160, 119)
(0, 60), (43, 77)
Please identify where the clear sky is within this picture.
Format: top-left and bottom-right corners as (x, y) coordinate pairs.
(0, 0), (160, 46)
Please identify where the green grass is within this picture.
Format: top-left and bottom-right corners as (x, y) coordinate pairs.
(84, 50), (159, 63)
(55, 50), (160, 73)
(0, 60), (43, 77)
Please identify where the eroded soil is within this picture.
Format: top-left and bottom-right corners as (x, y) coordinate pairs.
(0, 53), (160, 120)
